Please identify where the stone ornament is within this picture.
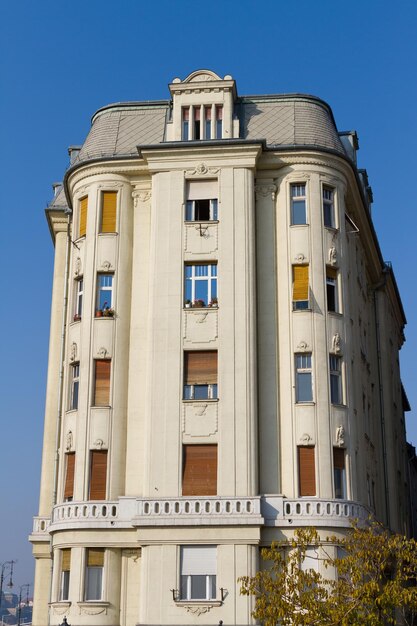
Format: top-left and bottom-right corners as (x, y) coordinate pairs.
(332, 332), (342, 354)
(70, 342), (77, 362)
(195, 404), (208, 416)
(336, 425), (345, 447)
(101, 260), (112, 271)
(294, 253), (305, 264)
(183, 605), (212, 615)
(66, 431), (73, 451)
(132, 190), (152, 207)
(79, 605), (107, 615)
(255, 184), (277, 200)
(186, 163), (219, 177)
(296, 341), (308, 352)
(94, 439), (104, 450)
(300, 433), (312, 444)
(329, 247), (338, 266)
(196, 312), (208, 324)
(97, 347), (108, 359)
(74, 257), (82, 276)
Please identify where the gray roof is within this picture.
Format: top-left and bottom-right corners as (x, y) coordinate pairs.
(70, 94), (346, 167)
(47, 184), (68, 210)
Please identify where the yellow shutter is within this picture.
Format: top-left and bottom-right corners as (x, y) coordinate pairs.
(79, 196), (88, 237)
(61, 549), (71, 572)
(87, 548), (104, 567)
(101, 192), (117, 233)
(293, 265), (309, 301)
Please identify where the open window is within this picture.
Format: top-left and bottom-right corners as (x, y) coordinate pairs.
(185, 180), (218, 221)
(184, 351), (218, 400)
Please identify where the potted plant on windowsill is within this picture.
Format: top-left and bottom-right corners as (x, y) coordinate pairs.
(73, 313), (81, 322)
(103, 307), (115, 317)
(184, 299), (192, 309)
(209, 297), (218, 308)
(193, 299), (205, 308)
(95, 309), (103, 318)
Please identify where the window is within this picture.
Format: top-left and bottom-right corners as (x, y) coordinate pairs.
(326, 267), (339, 312)
(185, 264), (217, 308)
(291, 184), (307, 225)
(333, 448), (346, 499)
(182, 445), (217, 496)
(70, 363), (80, 410)
(89, 450), (108, 500)
(330, 355), (342, 404)
(60, 549), (71, 601)
(79, 196), (88, 238)
(298, 446), (316, 496)
(293, 265), (309, 310)
(205, 106), (211, 139)
(100, 191), (117, 233)
(96, 274), (113, 312)
(182, 107), (190, 140)
(323, 186), (335, 228)
(74, 279), (83, 321)
(185, 180), (218, 221)
(184, 351), (218, 400)
(93, 360), (111, 406)
(215, 105), (223, 138)
(180, 546), (216, 601)
(63, 452), (75, 502)
(295, 353), (313, 402)
(85, 549), (104, 601)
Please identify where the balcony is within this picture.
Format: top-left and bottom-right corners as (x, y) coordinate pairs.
(35, 496), (370, 534)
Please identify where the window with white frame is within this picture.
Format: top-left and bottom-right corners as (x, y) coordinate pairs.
(85, 549), (104, 601)
(333, 448), (346, 499)
(326, 267), (339, 312)
(60, 549), (71, 601)
(182, 105), (223, 141)
(291, 183), (307, 225)
(180, 546), (216, 601)
(185, 264), (217, 307)
(330, 355), (342, 404)
(74, 279), (83, 321)
(185, 179), (218, 222)
(70, 363), (80, 410)
(295, 353), (313, 402)
(96, 274), (113, 312)
(323, 186), (335, 228)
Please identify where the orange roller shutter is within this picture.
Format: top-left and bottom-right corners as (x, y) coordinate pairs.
(298, 446), (316, 496)
(293, 265), (309, 301)
(79, 197), (88, 237)
(89, 451), (107, 500)
(182, 445), (217, 496)
(101, 192), (117, 233)
(61, 549), (71, 571)
(184, 351), (217, 385)
(64, 453), (75, 500)
(87, 548), (104, 567)
(94, 360), (111, 406)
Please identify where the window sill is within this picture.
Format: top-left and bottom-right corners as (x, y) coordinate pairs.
(98, 231), (118, 236)
(295, 401), (315, 406)
(77, 601), (110, 616)
(185, 220), (219, 224)
(50, 601), (71, 609)
(174, 600), (223, 607)
(327, 310), (343, 317)
(324, 225), (339, 233)
(290, 223), (309, 227)
(331, 403), (346, 408)
(293, 307), (312, 312)
(182, 398), (219, 403)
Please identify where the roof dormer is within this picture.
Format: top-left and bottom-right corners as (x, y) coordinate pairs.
(167, 69), (238, 142)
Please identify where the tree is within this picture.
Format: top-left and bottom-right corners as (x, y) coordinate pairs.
(239, 522), (417, 625)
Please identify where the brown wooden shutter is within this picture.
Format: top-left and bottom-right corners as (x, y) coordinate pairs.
(87, 548), (104, 567)
(333, 447), (345, 470)
(101, 192), (117, 233)
(94, 360), (111, 406)
(64, 453), (75, 500)
(182, 445), (217, 496)
(61, 549), (71, 571)
(184, 351), (217, 385)
(293, 266), (309, 301)
(79, 196), (88, 237)
(326, 266), (337, 280)
(298, 446), (316, 496)
(89, 450), (107, 500)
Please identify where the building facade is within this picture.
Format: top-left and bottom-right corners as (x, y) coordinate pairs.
(30, 70), (410, 626)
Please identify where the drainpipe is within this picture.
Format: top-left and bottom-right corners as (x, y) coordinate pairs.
(48, 207), (72, 624)
(371, 266), (390, 528)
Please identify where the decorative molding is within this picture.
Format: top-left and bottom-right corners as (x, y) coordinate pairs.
(336, 425), (345, 447)
(182, 604), (212, 615)
(101, 260), (112, 271)
(296, 341), (309, 352)
(97, 182), (123, 190)
(195, 312), (208, 324)
(332, 332), (342, 354)
(94, 438), (104, 450)
(50, 602), (71, 616)
(255, 183), (277, 200)
(78, 602), (109, 616)
(66, 431), (73, 452)
(74, 256), (82, 277)
(132, 189), (152, 207)
(195, 404), (208, 417)
(294, 253), (306, 264)
(300, 433), (312, 444)
(97, 347), (108, 358)
(186, 163), (219, 177)
(70, 342), (77, 362)
(328, 246), (338, 266)
(122, 548), (141, 562)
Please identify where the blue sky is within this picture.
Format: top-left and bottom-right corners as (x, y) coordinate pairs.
(1, 0), (416, 589)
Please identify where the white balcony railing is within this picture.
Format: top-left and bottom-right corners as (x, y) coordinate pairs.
(35, 496), (370, 534)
